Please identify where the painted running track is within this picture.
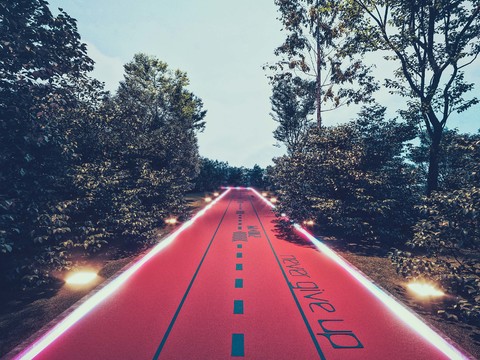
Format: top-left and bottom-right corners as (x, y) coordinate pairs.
(13, 188), (469, 360)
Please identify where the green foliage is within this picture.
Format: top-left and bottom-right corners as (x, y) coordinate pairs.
(0, 0), (94, 285)
(268, 0), (378, 126)
(414, 189), (479, 253)
(409, 130), (480, 191)
(272, 105), (418, 245)
(193, 160), (269, 191)
(391, 186), (480, 324)
(96, 54), (206, 245)
(193, 158), (230, 191)
(246, 165), (268, 189)
(349, 0), (480, 193)
(0, 2), (205, 288)
(270, 74), (315, 154)
(391, 137), (480, 323)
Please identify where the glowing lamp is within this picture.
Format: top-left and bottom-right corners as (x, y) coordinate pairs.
(66, 271), (98, 286)
(262, 192), (268, 197)
(303, 220), (315, 226)
(270, 197), (278, 204)
(204, 197), (213, 203)
(213, 192), (220, 197)
(281, 213), (287, 217)
(165, 218), (178, 225)
(407, 282), (445, 298)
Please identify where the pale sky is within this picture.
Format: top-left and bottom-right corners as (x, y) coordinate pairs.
(48, 0), (480, 168)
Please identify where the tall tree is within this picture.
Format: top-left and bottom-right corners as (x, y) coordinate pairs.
(193, 158), (230, 191)
(109, 54), (206, 237)
(247, 165), (267, 188)
(350, 0), (480, 194)
(227, 167), (246, 187)
(0, 0), (94, 282)
(270, 74), (315, 154)
(268, 0), (377, 127)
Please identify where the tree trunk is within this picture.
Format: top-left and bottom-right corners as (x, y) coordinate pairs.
(316, 7), (322, 128)
(426, 128), (442, 196)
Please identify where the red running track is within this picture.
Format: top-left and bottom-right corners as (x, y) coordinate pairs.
(12, 188), (470, 359)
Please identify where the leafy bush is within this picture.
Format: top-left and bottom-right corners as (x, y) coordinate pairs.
(272, 105), (418, 246)
(391, 187), (480, 324)
(392, 134), (480, 324)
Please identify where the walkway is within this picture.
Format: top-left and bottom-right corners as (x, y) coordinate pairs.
(14, 188), (468, 359)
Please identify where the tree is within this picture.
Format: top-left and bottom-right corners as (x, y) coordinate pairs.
(272, 105), (418, 245)
(103, 53), (206, 242)
(268, 0), (377, 127)
(227, 167), (246, 187)
(246, 165), (267, 189)
(0, 0), (95, 284)
(409, 129), (480, 191)
(270, 74), (315, 154)
(193, 158), (230, 192)
(350, 0), (480, 194)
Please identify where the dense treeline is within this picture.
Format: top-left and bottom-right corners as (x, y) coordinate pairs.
(0, 2), (205, 287)
(268, 0), (480, 323)
(193, 158), (269, 191)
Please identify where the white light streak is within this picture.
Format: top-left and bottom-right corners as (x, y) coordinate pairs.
(14, 188), (231, 360)
(248, 187), (468, 360)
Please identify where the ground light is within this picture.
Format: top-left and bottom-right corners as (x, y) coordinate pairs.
(303, 220), (315, 226)
(213, 192), (220, 197)
(269, 197), (278, 204)
(15, 188), (232, 360)
(407, 282), (445, 298)
(65, 271), (98, 286)
(247, 187), (469, 360)
(165, 217), (178, 225)
(204, 196), (213, 203)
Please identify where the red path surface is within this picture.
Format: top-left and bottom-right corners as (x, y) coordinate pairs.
(13, 189), (469, 359)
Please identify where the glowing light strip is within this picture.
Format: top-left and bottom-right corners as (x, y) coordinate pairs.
(15, 188), (232, 360)
(248, 188), (469, 360)
(248, 188), (275, 208)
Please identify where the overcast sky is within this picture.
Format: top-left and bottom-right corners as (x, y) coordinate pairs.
(48, 0), (479, 168)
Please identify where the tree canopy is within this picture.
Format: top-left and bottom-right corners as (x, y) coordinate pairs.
(348, 0), (480, 194)
(0, 2), (206, 287)
(267, 0), (378, 127)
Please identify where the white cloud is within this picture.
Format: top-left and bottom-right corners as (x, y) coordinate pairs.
(85, 41), (124, 93)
